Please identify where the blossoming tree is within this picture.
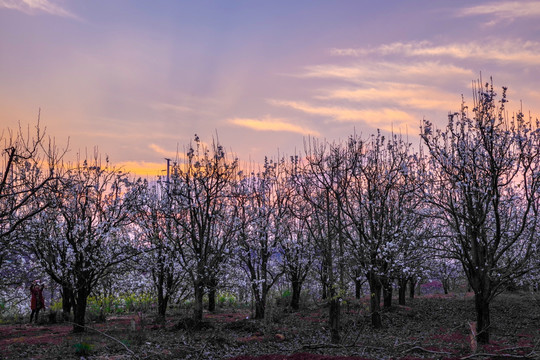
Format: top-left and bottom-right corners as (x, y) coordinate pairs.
(421, 79), (540, 343)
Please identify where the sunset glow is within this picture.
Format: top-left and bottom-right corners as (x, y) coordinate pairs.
(1, 0), (539, 176)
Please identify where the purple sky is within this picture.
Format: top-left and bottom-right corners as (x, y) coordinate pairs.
(1, 0), (539, 175)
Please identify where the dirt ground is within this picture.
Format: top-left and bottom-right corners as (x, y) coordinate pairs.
(1, 292), (539, 360)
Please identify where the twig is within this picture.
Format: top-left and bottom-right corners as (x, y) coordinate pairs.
(300, 343), (385, 351)
(195, 342), (207, 360)
(460, 352), (537, 359)
(494, 345), (534, 352)
(350, 330), (363, 346)
(69, 321), (139, 359)
(301, 343), (344, 350)
(403, 346), (453, 355)
(394, 340), (419, 347)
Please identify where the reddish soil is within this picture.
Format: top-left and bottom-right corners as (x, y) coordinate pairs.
(0, 293), (538, 360)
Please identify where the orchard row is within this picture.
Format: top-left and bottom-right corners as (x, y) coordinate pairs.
(1, 80), (538, 344)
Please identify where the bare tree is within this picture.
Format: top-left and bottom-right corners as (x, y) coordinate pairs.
(168, 136), (238, 322)
(421, 79), (540, 343)
(1, 120), (64, 275)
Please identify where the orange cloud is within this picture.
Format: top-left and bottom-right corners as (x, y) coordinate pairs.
(117, 161), (167, 177)
(229, 117), (320, 136)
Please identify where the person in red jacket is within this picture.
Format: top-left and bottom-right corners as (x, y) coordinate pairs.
(30, 280), (45, 323)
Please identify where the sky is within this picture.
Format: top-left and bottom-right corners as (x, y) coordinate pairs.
(1, 0), (539, 176)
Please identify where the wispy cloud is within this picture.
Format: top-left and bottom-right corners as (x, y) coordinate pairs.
(302, 61), (473, 83)
(269, 99), (416, 131)
(149, 143), (179, 159)
(330, 40), (540, 66)
(281, 42), (486, 135)
(0, 0), (79, 19)
(229, 117), (320, 136)
(457, 1), (540, 20)
(150, 102), (195, 114)
(316, 82), (460, 111)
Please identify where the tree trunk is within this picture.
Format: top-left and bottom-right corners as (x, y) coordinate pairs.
(156, 275), (167, 318)
(409, 277), (416, 299)
(368, 272), (382, 329)
(208, 287), (216, 312)
(474, 293), (491, 344)
(382, 278), (393, 309)
(193, 281), (204, 322)
(206, 276), (218, 312)
(254, 298), (266, 320)
(442, 278), (450, 295)
(61, 286), (73, 321)
(290, 278), (302, 310)
(329, 297), (340, 344)
(355, 278), (362, 299)
(320, 262), (329, 300)
(158, 293), (169, 318)
(73, 289), (88, 333)
(321, 280), (328, 300)
(250, 281), (266, 320)
(398, 278), (407, 305)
